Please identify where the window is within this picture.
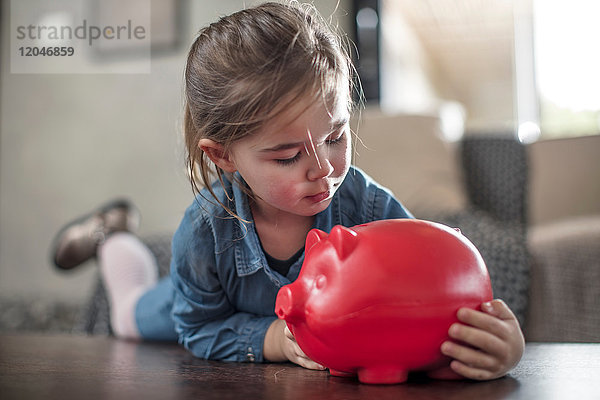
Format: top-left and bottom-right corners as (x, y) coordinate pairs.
(533, 0), (600, 139)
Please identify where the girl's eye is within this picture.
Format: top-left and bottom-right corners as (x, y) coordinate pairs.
(275, 152), (301, 166)
(326, 131), (346, 145)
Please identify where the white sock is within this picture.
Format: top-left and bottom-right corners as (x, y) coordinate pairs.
(98, 232), (158, 339)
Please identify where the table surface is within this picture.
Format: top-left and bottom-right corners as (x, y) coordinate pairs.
(1, 334), (599, 400)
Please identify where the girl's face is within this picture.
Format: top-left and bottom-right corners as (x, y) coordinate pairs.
(228, 93), (351, 219)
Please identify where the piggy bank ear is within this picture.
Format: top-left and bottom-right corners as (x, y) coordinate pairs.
(306, 229), (328, 253)
(329, 225), (358, 260)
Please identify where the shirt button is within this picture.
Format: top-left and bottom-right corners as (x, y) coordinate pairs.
(246, 347), (255, 362)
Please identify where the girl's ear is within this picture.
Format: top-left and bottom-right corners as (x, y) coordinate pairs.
(198, 139), (237, 173)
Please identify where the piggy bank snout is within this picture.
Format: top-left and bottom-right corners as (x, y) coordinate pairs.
(275, 285), (304, 322)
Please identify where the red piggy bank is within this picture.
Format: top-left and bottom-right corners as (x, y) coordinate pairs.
(275, 219), (493, 384)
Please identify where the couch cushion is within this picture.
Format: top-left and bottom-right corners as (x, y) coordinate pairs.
(353, 110), (467, 218)
(461, 136), (528, 223)
(527, 216), (600, 342)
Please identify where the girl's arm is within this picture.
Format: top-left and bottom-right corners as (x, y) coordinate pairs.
(171, 264), (278, 362)
(169, 204), (278, 363)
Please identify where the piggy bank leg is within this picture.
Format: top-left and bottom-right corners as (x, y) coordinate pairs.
(427, 366), (464, 380)
(329, 369), (355, 378)
(357, 366), (409, 384)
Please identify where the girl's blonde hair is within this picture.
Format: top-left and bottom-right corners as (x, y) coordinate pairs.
(183, 1), (358, 218)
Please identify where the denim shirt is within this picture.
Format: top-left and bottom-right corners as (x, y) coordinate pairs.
(170, 166), (413, 363)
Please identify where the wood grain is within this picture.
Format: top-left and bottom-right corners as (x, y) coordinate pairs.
(1, 335), (599, 399)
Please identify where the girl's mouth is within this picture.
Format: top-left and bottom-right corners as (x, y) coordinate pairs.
(307, 190), (330, 203)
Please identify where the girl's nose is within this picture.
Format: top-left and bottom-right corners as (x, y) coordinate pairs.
(307, 149), (334, 181)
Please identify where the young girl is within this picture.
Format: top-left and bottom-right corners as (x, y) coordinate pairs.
(52, 1), (524, 380)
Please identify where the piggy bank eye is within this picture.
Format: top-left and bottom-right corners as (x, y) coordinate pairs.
(315, 274), (327, 290)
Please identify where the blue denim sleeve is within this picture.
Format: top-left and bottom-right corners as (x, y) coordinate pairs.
(348, 166), (414, 221)
(170, 206), (276, 362)
(372, 185), (415, 220)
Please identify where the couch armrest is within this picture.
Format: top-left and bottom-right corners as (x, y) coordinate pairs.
(526, 216), (600, 342)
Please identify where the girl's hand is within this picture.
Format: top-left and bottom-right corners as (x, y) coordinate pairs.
(282, 324), (326, 370)
(440, 299), (525, 381)
(264, 319), (325, 370)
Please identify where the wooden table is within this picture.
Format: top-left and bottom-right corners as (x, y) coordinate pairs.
(1, 334), (599, 399)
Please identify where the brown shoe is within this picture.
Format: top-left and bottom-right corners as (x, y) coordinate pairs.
(51, 199), (140, 270)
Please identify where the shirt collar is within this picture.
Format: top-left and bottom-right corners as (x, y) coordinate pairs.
(230, 171), (343, 280)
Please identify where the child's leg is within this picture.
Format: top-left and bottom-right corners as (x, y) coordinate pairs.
(51, 199), (177, 340)
(98, 232), (158, 339)
(135, 277), (178, 341)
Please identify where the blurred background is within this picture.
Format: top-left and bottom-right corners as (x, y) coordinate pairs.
(1, 0), (599, 335)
